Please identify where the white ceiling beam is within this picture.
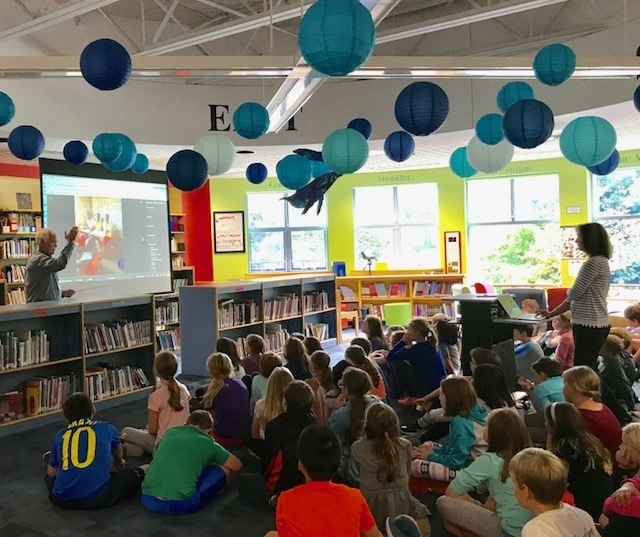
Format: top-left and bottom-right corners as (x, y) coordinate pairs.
(153, 0), (180, 43)
(193, 0), (247, 19)
(0, 0), (120, 43)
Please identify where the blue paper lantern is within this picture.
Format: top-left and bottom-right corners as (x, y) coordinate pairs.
(8, 125), (45, 161)
(167, 150), (208, 191)
(449, 147), (477, 178)
(276, 155), (312, 190)
(311, 160), (332, 178)
(587, 149), (620, 176)
(348, 118), (372, 140)
(80, 38), (132, 91)
(92, 133), (122, 163)
(103, 134), (136, 172)
(634, 85), (640, 113)
(0, 92), (15, 127)
(233, 102), (270, 140)
(533, 44), (576, 87)
(560, 116), (617, 167)
(497, 82), (535, 114)
(63, 140), (88, 165)
(322, 128), (369, 174)
(131, 154), (149, 174)
(476, 114), (504, 145)
(394, 82), (449, 136)
(298, 0), (375, 76)
(502, 99), (554, 149)
(384, 131), (415, 163)
(246, 162), (268, 184)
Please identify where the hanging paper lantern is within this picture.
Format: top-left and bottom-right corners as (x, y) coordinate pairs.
(246, 162), (268, 184)
(194, 134), (236, 176)
(497, 82), (535, 114)
(449, 147), (477, 178)
(233, 102), (270, 140)
(587, 149), (620, 176)
(92, 133), (122, 163)
(80, 38), (132, 91)
(634, 85), (640, 113)
(322, 128), (369, 174)
(394, 82), (449, 136)
(311, 160), (332, 178)
(8, 125), (45, 161)
(131, 154), (149, 174)
(103, 134), (136, 172)
(276, 155), (312, 190)
(475, 114), (504, 145)
(533, 44), (576, 87)
(298, 0), (375, 77)
(384, 131), (415, 163)
(347, 118), (372, 140)
(560, 117), (617, 167)
(0, 92), (15, 127)
(502, 99), (554, 149)
(466, 137), (514, 174)
(167, 150), (208, 191)
(63, 140), (88, 165)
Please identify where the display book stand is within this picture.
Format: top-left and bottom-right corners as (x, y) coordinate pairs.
(180, 274), (336, 377)
(0, 294), (157, 437)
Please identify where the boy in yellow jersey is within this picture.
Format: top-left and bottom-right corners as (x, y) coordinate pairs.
(45, 393), (145, 509)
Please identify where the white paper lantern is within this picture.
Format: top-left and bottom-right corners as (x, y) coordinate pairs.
(194, 134), (236, 176)
(466, 137), (514, 174)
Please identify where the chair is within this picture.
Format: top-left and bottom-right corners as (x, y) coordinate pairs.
(473, 282), (496, 294)
(547, 287), (569, 312)
(383, 302), (412, 327)
(337, 309), (359, 344)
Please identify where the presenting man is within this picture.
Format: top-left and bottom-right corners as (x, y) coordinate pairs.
(25, 227), (79, 302)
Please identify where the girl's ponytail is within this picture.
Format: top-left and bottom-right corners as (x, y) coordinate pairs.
(202, 353), (232, 407)
(364, 403), (402, 482)
(155, 351), (183, 411)
(342, 367), (372, 442)
(167, 377), (184, 411)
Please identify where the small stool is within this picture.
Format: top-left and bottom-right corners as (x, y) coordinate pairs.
(338, 309), (359, 344)
(383, 302), (412, 326)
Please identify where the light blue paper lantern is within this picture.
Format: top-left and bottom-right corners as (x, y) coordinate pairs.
(502, 99), (554, 149)
(394, 82), (449, 136)
(233, 102), (270, 140)
(103, 134), (136, 172)
(322, 128), (369, 174)
(497, 82), (535, 114)
(298, 0), (375, 76)
(63, 141), (89, 165)
(167, 150), (208, 191)
(560, 117), (617, 167)
(587, 149), (620, 176)
(0, 92), (15, 127)
(194, 134), (236, 176)
(92, 133), (122, 163)
(131, 154), (149, 174)
(276, 155), (312, 190)
(449, 147), (477, 178)
(246, 162), (268, 184)
(347, 118), (372, 140)
(384, 131), (415, 163)
(8, 125), (45, 161)
(476, 114), (504, 145)
(80, 38), (132, 91)
(467, 137), (514, 174)
(533, 44), (576, 87)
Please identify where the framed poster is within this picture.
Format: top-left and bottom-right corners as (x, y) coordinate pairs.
(444, 231), (462, 274)
(213, 211), (245, 253)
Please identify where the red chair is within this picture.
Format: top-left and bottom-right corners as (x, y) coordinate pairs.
(473, 282), (496, 294)
(547, 287), (569, 312)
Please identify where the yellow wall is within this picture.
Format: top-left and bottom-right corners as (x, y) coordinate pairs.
(0, 176), (41, 210)
(168, 188), (182, 214)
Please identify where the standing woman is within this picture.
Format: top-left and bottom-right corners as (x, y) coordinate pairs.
(544, 223), (611, 370)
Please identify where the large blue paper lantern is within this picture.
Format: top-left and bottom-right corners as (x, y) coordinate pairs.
(103, 134), (136, 172)
(311, 160), (332, 178)
(587, 149), (620, 176)
(384, 131), (415, 163)
(502, 99), (554, 149)
(80, 39), (132, 91)
(560, 117), (617, 167)
(167, 150), (208, 191)
(92, 133), (122, 163)
(322, 128), (369, 174)
(276, 155), (312, 190)
(298, 0), (375, 77)
(497, 82), (535, 114)
(533, 44), (576, 87)
(233, 102), (270, 140)
(63, 141), (88, 165)
(449, 147), (477, 178)
(8, 125), (45, 161)
(634, 85), (640, 113)
(131, 154), (149, 174)
(476, 114), (503, 145)
(246, 163), (268, 184)
(348, 118), (372, 140)
(0, 92), (15, 127)
(394, 82), (449, 136)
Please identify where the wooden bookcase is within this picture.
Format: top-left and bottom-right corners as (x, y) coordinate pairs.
(170, 212), (187, 268)
(180, 274), (336, 377)
(155, 292), (182, 374)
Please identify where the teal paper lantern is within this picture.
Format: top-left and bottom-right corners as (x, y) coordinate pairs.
(131, 154), (149, 174)
(233, 102), (270, 139)
(92, 133), (122, 163)
(449, 147), (477, 178)
(298, 0), (375, 76)
(533, 44), (576, 87)
(560, 117), (617, 167)
(103, 134), (136, 172)
(475, 114), (503, 145)
(497, 82), (534, 114)
(276, 155), (312, 190)
(0, 92), (15, 127)
(322, 128), (369, 174)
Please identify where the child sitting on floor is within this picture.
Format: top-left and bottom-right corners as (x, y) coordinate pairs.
(615, 423), (640, 478)
(283, 337), (311, 381)
(306, 350), (337, 425)
(609, 327), (638, 387)
(141, 410), (242, 514)
(598, 335), (637, 412)
(345, 345), (387, 400)
(360, 315), (388, 352)
(513, 324), (544, 380)
(251, 352), (283, 411)
(434, 318), (461, 376)
(244, 334), (265, 376)
(303, 336), (323, 356)
(216, 337), (246, 379)
(601, 468), (640, 534)
(252, 367), (294, 439)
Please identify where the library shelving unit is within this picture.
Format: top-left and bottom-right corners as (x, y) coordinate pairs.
(0, 295), (156, 437)
(170, 212), (195, 292)
(154, 292), (181, 372)
(180, 274), (336, 377)
(172, 266), (195, 292)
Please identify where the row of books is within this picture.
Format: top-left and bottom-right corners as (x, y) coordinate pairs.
(413, 304), (444, 317)
(339, 286), (358, 300)
(413, 281), (454, 296)
(173, 255), (185, 267)
(218, 299), (260, 328)
(361, 283), (408, 298)
(0, 238), (36, 259)
(4, 263), (26, 283)
(169, 215), (184, 233)
(85, 365), (150, 402)
(173, 277), (188, 293)
(0, 212), (41, 233)
(305, 323), (329, 340)
(157, 329), (180, 352)
(25, 373), (79, 416)
(303, 290), (329, 313)
(363, 304), (384, 319)
(83, 320), (152, 355)
(7, 287), (26, 305)
(156, 302), (179, 325)
(265, 325), (289, 353)
(264, 295), (300, 320)
(0, 329), (50, 370)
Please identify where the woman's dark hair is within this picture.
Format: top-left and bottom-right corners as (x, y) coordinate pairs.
(577, 222), (612, 259)
(284, 337), (309, 369)
(531, 357), (562, 378)
(342, 367), (373, 442)
(297, 425), (342, 480)
(216, 337), (242, 371)
(435, 320), (458, 346)
(473, 364), (515, 409)
(364, 315), (386, 342)
(486, 409), (532, 482)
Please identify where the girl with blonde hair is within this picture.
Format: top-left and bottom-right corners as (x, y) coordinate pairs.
(252, 367), (294, 438)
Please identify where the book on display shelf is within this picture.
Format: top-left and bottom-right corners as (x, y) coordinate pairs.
(85, 364), (150, 402)
(305, 323), (328, 340)
(83, 320), (152, 355)
(414, 304), (444, 318)
(218, 299), (260, 328)
(156, 301), (179, 325)
(0, 329), (50, 370)
(25, 373), (79, 416)
(264, 294), (300, 320)
(0, 238), (36, 258)
(265, 324), (288, 353)
(4, 264), (25, 283)
(339, 286), (357, 300)
(157, 329), (180, 352)
(303, 290), (329, 313)
(0, 211), (41, 234)
(7, 287), (26, 305)
(413, 281), (454, 297)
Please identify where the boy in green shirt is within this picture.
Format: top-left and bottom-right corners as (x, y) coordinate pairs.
(141, 410), (243, 514)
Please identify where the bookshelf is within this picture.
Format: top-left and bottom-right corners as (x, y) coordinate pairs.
(180, 274), (336, 376)
(155, 292), (182, 374)
(0, 295), (156, 436)
(170, 213), (187, 268)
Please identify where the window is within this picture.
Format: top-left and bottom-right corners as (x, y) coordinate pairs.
(592, 167), (640, 284)
(354, 184), (439, 268)
(247, 192), (328, 272)
(467, 175), (561, 284)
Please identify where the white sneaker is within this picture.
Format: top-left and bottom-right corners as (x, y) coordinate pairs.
(123, 442), (144, 458)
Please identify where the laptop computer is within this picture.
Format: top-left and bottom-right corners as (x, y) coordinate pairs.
(497, 293), (540, 321)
